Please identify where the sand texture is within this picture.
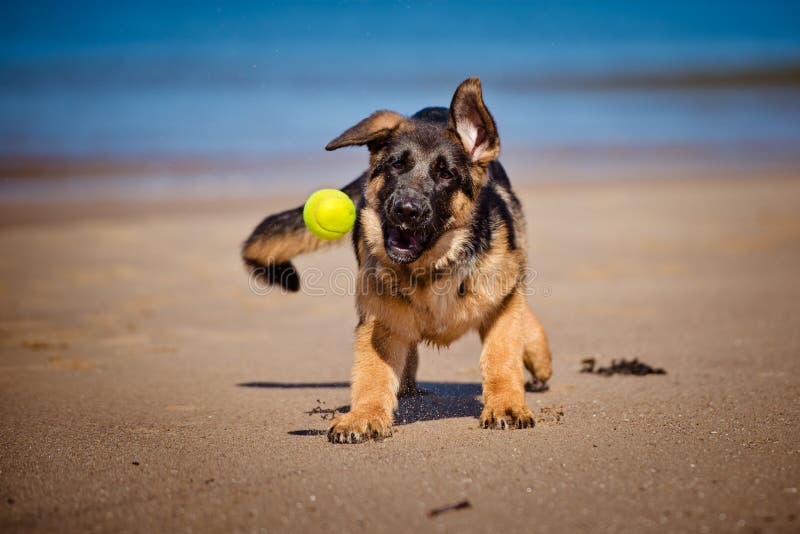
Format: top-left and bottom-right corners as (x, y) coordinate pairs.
(1, 176), (799, 533)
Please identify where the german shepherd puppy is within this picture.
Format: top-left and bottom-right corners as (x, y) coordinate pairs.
(242, 78), (552, 443)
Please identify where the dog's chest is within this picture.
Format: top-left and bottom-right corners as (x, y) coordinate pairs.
(358, 262), (498, 345)
(410, 279), (486, 344)
(414, 288), (459, 333)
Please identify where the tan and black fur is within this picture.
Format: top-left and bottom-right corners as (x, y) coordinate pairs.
(242, 78), (551, 443)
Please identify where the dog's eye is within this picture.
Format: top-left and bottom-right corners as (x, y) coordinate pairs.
(391, 160), (404, 170)
(437, 169), (453, 181)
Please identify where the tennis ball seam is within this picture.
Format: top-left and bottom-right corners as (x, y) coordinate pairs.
(315, 201), (355, 233)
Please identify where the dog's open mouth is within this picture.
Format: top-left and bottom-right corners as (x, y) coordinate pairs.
(385, 226), (425, 264)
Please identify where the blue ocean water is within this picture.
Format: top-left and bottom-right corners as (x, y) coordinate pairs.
(1, 1), (799, 162)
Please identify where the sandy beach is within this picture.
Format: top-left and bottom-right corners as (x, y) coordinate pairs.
(1, 170), (799, 533)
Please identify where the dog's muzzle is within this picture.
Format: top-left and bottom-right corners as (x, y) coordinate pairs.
(383, 191), (432, 264)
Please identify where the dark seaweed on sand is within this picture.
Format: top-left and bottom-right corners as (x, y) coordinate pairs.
(427, 499), (472, 518)
(581, 358), (666, 376)
(305, 399), (339, 420)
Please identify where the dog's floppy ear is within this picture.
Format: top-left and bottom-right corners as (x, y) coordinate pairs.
(326, 110), (405, 152)
(448, 77), (500, 165)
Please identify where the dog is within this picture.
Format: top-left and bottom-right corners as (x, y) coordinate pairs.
(242, 78), (552, 443)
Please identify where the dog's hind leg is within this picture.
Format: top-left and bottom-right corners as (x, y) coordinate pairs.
(522, 304), (552, 384)
(398, 346), (424, 397)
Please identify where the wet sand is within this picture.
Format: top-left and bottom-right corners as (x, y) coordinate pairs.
(1, 172), (799, 532)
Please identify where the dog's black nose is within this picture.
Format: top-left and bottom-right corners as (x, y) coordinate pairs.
(389, 192), (429, 226)
(394, 197), (420, 220)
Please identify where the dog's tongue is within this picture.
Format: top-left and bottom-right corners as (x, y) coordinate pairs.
(388, 228), (420, 251)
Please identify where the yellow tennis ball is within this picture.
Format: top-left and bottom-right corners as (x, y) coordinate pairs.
(303, 189), (356, 240)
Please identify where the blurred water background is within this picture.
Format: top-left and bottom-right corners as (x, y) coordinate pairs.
(1, 0), (799, 200)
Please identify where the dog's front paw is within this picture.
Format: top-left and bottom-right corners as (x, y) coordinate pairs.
(479, 403), (535, 430)
(327, 409), (393, 444)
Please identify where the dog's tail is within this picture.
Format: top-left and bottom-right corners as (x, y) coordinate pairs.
(241, 173), (365, 292)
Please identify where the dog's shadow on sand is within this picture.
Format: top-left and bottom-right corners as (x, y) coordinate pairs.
(238, 381), (487, 435)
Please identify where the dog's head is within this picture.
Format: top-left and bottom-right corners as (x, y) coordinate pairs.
(326, 77), (500, 265)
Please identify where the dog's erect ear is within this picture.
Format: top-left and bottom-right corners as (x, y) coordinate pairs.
(326, 110), (405, 152)
(448, 78), (500, 165)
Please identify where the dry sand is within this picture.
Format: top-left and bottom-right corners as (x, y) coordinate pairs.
(1, 173), (799, 533)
